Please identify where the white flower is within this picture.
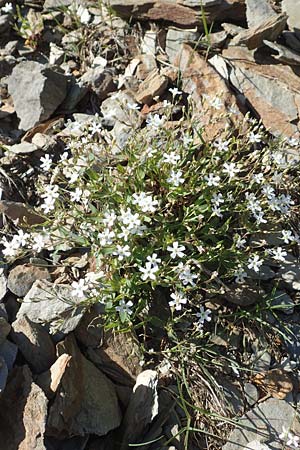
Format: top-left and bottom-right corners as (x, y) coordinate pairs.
(71, 279), (89, 298)
(146, 253), (161, 268)
(114, 244), (131, 260)
(177, 263), (197, 286)
(1, 2), (13, 13)
(234, 266), (247, 283)
(98, 228), (115, 246)
(281, 229), (294, 244)
(169, 87), (182, 97)
(132, 192), (158, 213)
(102, 210), (117, 227)
(31, 233), (49, 252)
(162, 152), (180, 165)
(40, 154), (52, 171)
(235, 235), (246, 249)
(70, 187), (83, 203)
(212, 206), (223, 218)
(146, 114), (166, 129)
(279, 426), (289, 440)
(167, 170), (184, 187)
(211, 193), (224, 207)
(127, 102), (140, 110)
(223, 162), (239, 179)
(247, 255), (263, 273)
(116, 299), (133, 316)
(196, 306), (212, 323)
(167, 241), (186, 259)
(252, 173), (264, 184)
(1, 236), (21, 257)
(287, 434), (300, 448)
(270, 247), (287, 262)
(248, 131), (262, 143)
(208, 96), (223, 110)
(213, 139), (230, 152)
(139, 262), (159, 281)
(272, 171), (283, 184)
(204, 173), (220, 187)
(169, 291), (188, 311)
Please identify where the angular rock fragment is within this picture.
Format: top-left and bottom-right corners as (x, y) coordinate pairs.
(0, 200), (45, 226)
(8, 264), (51, 297)
(282, 0), (300, 38)
(36, 353), (72, 399)
(223, 398), (300, 450)
(0, 269), (7, 301)
(120, 370), (159, 449)
(223, 46), (300, 137)
(174, 44), (242, 141)
(47, 335), (122, 437)
(16, 280), (85, 337)
(11, 315), (56, 373)
(246, 0), (276, 28)
(8, 61), (68, 130)
(0, 356), (8, 392)
(135, 69), (168, 104)
(0, 339), (18, 370)
(231, 13), (287, 49)
(0, 366), (48, 450)
(165, 27), (200, 62)
(263, 40), (300, 65)
(0, 317), (10, 345)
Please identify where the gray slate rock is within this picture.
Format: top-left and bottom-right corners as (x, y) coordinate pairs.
(282, 0), (300, 38)
(11, 315), (56, 373)
(165, 27), (200, 62)
(246, 0), (276, 28)
(8, 61), (68, 131)
(223, 398), (300, 450)
(0, 356), (8, 392)
(0, 317), (10, 345)
(0, 15), (10, 34)
(244, 382), (259, 406)
(278, 254), (300, 290)
(0, 270), (7, 301)
(8, 264), (51, 297)
(16, 280), (85, 338)
(0, 339), (18, 370)
(271, 290), (294, 315)
(0, 303), (8, 321)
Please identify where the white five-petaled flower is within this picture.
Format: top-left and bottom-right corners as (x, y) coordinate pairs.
(196, 306), (212, 324)
(169, 291), (188, 311)
(76, 5), (91, 24)
(234, 266), (247, 284)
(114, 244), (131, 260)
(248, 131), (262, 143)
(116, 299), (133, 316)
(223, 162), (239, 179)
(98, 228), (115, 246)
(139, 261), (159, 281)
(71, 279), (88, 299)
(146, 253), (161, 268)
(127, 102), (140, 110)
(70, 187), (83, 203)
(146, 114), (166, 129)
(281, 229), (295, 244)
(167, 170), (184, 187)
(247, 255), (263, 272)
(204, 173), (220, 187)
(167, 241), (186, 259)
(235, 235), (246, 249)
(40, 154), (52, 171)
(1, 2), (13, 13)
(213, 139), (230, 152)
(162, 151), (180, 165)
(169, 87), (182, 97)
(132, 192), (158, 213)
(270, 246), (287, 262)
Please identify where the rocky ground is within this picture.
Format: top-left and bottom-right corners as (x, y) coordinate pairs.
(1, 0), (300, 449)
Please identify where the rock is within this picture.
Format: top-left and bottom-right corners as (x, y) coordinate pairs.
(0, 303), (8, 321)
(271, 290), (294, 315)
(165, 27), (200, 62)
(283, 31), (300, 52)
(109, 0), (245, 28)
(244, 382), (259, 406)
(231, 13), (287, 49)
(0, 356), (8, 392)
(47, 334), (122, 437)
(0, 200), (45, 226)
(141, 30), (157, 55)
(174, 44), (242, 141)
(282, 0), (300, 38)
(223, 398), (300, 450)
(49, 43), (65, 66)
(81, 68), (116, 100)
(87, 329), (142, 385)
(0, 317), (10, 345)
(0, 365), (48, 450)
(8, 61), (68, 131)
(5, 294), (20, 323)
(246, 0), (276, 28)
(277, 254), (300, 290)
(135, 69), (168, 104)
(7, 142), (39, 154)
(0, 269), (7, 301)
(219, 377), (244, 415)
(8, 264), (51, 297)
(0, 339), (18, 370)
(280, 324), (300, 363)
(224, 282), (264, 306)
(74, 303), (104, 348)
(16, 280), (85, 337)
(136, 54), (157, 80)
(44, 0), (74, 9)
(224, 45), (300, 138)
(263, 40), (300, 65)
(101, 91), (140, 127)
(120, 370), (159, 449)
(11, 315), (56, 373)
(246, 265), (275, 281)
(251, 344), (271, 372)
(0, 15), (10, 34)
(36, 353), (72, 399)
(45, 435), (89, 450)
